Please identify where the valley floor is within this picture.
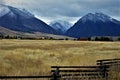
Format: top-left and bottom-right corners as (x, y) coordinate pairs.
(0, 39), (120, 76)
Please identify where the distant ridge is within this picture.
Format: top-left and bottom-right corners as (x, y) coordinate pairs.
(0, 26), (74, 39)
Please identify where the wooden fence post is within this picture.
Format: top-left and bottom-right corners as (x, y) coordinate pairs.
(52, 68), (60, 80)
(99, 62), (108, 80)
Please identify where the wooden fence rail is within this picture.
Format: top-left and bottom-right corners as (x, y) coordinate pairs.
(0, 76), (52, 79)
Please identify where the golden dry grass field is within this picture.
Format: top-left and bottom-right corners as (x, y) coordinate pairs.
(0, 39), (120, 76)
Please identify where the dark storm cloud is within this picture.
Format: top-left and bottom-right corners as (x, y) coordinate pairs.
(2, 0), (120, 23)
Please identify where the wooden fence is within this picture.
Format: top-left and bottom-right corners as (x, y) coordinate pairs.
(51, 65), (109, 80)
(0, 58), (120, 80)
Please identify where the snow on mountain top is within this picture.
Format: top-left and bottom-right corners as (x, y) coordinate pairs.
(18, 8), (34, 17)
(81, 12), (113, 23)
(8, 6), (34, 18)
(50, 20), (72, 30)
(50, 20), (72, 34)
(0, 4), (34, 18)
(0, 4), (10, 17)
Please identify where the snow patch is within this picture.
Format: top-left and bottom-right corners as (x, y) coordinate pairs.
(19, 8), (34, 17)
(0, 4), (10, 17)
(81, 12), (113, 23)
(8, 6), (34, 18)
(50, 20), (72, 33)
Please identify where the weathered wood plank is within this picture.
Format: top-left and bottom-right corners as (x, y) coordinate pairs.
(61, 73), (103, 77)
(97, 58), (120, 62)
(51, 70), (109, 72)
(51, 66), (104, 68)
(0, 76), (52, 79)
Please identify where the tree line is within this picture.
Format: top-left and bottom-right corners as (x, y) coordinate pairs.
(0, 34), (120, 41)
(0, 34), (70, 40)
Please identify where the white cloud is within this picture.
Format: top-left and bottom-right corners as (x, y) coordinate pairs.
(0, 0), (4, 4)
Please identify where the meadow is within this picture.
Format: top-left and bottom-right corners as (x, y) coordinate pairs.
(0, 39), (120, 76)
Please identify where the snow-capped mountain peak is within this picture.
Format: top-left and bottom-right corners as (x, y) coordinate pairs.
(0, 4), (34, 18)
(0, 4), (57, 34)
(80, 12), (113, 23)
(50, 20), (72, 34)
(66, 12), (120, 38)
(7, 6), (34, 18)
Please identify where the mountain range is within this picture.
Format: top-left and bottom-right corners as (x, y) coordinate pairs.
(0, 4), (120, 39)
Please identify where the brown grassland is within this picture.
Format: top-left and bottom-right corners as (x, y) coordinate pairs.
(0, 39), (120, 77)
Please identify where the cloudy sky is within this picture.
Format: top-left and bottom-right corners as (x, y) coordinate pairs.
(0, 0), (120, 24)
